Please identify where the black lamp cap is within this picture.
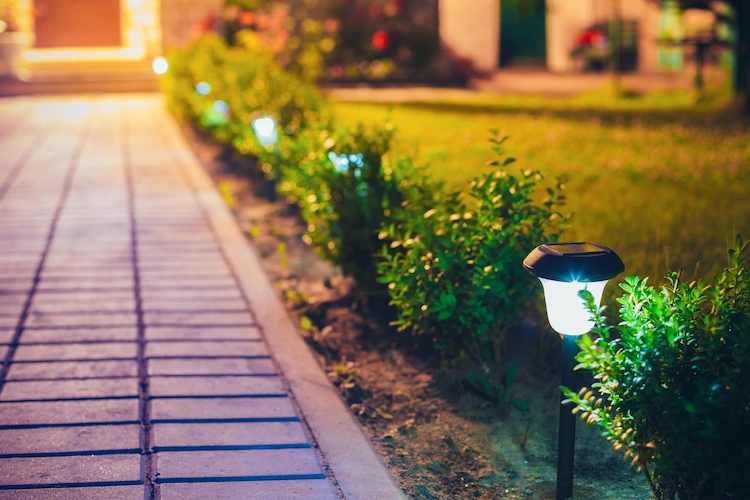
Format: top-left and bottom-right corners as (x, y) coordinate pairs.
(523, 242), (625, 283)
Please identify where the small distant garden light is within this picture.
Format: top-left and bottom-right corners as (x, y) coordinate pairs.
(213, 100), (228, 115)
(196, 81), (211, 95)
(327, 152), (364, 174)
(152, 56), (168, 75)
(251, 117), (278, 147)
(201, 100), (230, 127)
(523, 242), (624, 500)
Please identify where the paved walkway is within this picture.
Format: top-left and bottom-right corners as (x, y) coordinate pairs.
(0, 95), (403, 499)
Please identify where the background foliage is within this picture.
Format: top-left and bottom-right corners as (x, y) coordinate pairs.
(222, 0), (456, 82)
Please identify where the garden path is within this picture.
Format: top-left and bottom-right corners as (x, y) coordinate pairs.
(0, 94), (403, 500)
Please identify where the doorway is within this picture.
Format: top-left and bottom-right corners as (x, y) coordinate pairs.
(500, 1), (547, 67)
(33, 0), (122, 48)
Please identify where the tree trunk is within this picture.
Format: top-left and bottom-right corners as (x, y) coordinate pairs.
(733, 1), (750, 113)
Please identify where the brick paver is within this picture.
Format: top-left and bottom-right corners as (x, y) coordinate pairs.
(0, 96), (335, 498)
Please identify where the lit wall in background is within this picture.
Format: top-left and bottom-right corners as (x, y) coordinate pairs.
(18, 0), (161, 62)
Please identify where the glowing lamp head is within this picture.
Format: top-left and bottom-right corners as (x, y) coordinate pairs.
(196, 82), (211, 95)
(213, 100), (229, 115)
(251, 117), (278, 147)
(152, 56), (169, 75)
(523, 242), (624, 336)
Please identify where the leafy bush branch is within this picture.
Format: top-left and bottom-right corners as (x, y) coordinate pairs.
(562, 235), (750, 500)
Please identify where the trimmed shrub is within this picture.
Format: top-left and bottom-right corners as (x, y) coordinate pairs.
(377, 135), (569, 361)
(288, 121), (438, 290)
(563, 235), (750, 500)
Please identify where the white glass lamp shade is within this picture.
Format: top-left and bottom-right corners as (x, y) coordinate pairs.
(252, 117), (278, 147)
(539, 278), (608, 336)
(152, 56), (168, 75)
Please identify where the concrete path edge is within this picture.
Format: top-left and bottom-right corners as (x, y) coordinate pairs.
(162, 112), (407, 500)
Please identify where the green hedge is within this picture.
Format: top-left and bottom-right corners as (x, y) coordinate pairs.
(159, 36), (567, 360)
(162, 33), (328, 155)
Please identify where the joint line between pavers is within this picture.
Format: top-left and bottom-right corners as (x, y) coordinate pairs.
(1, 396), (139, 403)
(137, 285), (244, 291)
(146, 355), (270, 360)
(0, 420), (140, 430)
(31, 287), (134, 293)
(147, 394), (288, 400)
(0, 480), (144, 490)
(144, 338), (264, 344)
(151, 443), (311, 452)
(148, 373), (278, 379)
(144, 323), (256, 328)
(0, 101), (98, 395)
(7, 376), (138, 383)
(142, 309), (252, 314)
(10, 357), (137, 364)
(121, 97), (157, 500)
(15, 340), (139, 346)
(23, 325), (137, 331)
(150, 417), (299, 424)
(0, 448), (142, 459)
(142, 324), (258, 330)
(154, 474), (327, 485)
(19, 309), (137, 316)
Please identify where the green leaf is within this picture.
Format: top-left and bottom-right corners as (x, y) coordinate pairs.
(681, 399), (695, 413)
(510, 399), (529, 412)
(437, 309), (453, 321)
(466, 374), (492, 399)
(299, 316), (313, 331)
(505, 361), (518, 386)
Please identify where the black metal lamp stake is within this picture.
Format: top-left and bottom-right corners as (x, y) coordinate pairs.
(523, 243), (624, 500)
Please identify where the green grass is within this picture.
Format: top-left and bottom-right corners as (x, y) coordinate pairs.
(332, 91), (750, 289)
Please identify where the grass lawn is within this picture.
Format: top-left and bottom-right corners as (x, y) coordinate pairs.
(332, 91), (750, 292)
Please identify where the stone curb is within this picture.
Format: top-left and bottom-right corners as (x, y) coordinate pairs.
(163, 112), (406, 500)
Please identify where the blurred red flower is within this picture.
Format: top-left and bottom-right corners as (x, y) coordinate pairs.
(372, 30), (389, 51)
(238, 11), (255, 27)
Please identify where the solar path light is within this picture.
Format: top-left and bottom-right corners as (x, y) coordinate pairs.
(523, 242), (624, 500)
(152, 56), (168, 75)
(252, 117), (278, 148)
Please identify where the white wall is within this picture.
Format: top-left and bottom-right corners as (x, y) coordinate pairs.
(622, 0), (661, 72)
(439, 0), (499, 73)
(546, 0), (605, 72)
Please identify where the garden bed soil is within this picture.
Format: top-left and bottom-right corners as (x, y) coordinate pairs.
(183, 126), (652, 500)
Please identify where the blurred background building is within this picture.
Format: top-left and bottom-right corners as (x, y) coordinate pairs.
(0, 0), (735, 88)
(441, 0), (729, 74)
